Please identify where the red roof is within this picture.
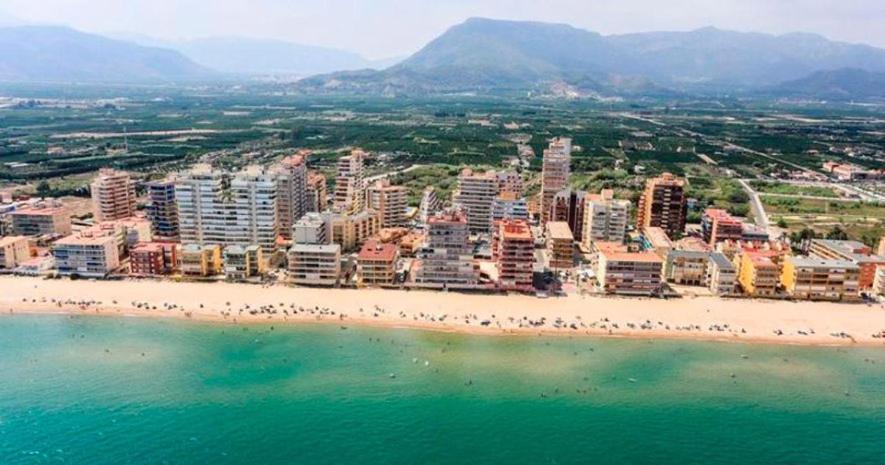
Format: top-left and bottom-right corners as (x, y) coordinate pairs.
(358, 240), (398, 262)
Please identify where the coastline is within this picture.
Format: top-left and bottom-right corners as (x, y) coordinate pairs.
(2, 276), (885, 347)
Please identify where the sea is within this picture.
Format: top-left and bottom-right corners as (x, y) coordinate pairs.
(1, 314), (883, 465)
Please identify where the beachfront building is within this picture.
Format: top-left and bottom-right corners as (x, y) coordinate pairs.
(129, 242), (178, 276)
(540, 137), (572, 224)
(306, 171), (328, 213)
(334, 150), (366, 213)
(357, 240), (399, 286)
(490, 192), (529, 229)
(418, 186), (443, 225)
(663, 250), (711, 286)
(273, 154), (309, 240)
(454, 168), (500, 234)
(413, 209), (479, 289)
(780, 256), (860, 301)
(737, 251), (779, 297)
(552, 189), (587, 242)
(546, 221), (574, 270)
(175, 165), (279, 253)
(807, 239), (885, 290)
(9, 202), (72, 237)
(145, 180), (180, 242)
(0, 236), (29, 270)
(288, 243), (341, 286)
(180, 244), (222, 277)
(701, 208), (743, 246)
(878, 237), (885, 256)
(91, 168), (137, 222)
(52, 228), (121, 278)
(593, 242), (663, 296)
(367, 180), (408, 228)
(636, 173), (687, 239)
(492, 219), (535, 291)
(324, 209), (381, 252)
(223, 245), (264, 281)
(582, 189), (629, 248)
(874, 265), (885, 296)
(707, 252), (737, 296)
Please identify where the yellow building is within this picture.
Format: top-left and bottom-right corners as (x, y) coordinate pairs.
(738, 251), (779, 297)
(180, 244), (222, 277)
(780, 256), (860, 301)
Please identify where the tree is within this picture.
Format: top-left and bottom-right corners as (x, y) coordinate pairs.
(776, 218), (788, 228)
(36, 181), (52, 199)
(825, 225), (849, 241)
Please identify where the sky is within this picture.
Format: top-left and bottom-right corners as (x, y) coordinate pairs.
(1, 0), (883, 59)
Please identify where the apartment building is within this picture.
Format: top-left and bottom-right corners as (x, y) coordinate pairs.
(490, 192), (529, 229)
(288, 243), (341, 286)
(294, 213), (330, 245)
(636, 173), (686, 239)
(223, 245), (264, 281)
(334, 150), (366, 213)
(552, 189), (587, 241)
(9, 203), (72, 237)
(52, 228), (121, 277)
(701, 208), (743, 245)
(357, 240), (399, 286)
(663, 250), (711, 286)
(582, 189), (629, 247)
(594, 242), (663, 296)
(807, 239), (885, 290)
(145, 180), (180, 242)
(454, 168), (500, 234)
(707, 252), (737, 296)
(496, 171), (524, 196)
(180, 243), (222, 277)
(640, 227), (674, 257)
(540, 137), (572, 224)
(413, 209), (478, 288)
(0, 236), (29, 270)
(781, 256), (860, 301)
(129, 242), (178, 276)
(306, 171), (328, 213)
(91, 168), (137, 222)
(367, 180), (408, 228)
(273, 154), (308, 240)
(737, 251), (779, 297)
(175, 165), (278, 252)
(492, 219), (535, 291)
(324, 209), (381, 252)
(546, 221), (574, 270)
(418, 186), (443, 225)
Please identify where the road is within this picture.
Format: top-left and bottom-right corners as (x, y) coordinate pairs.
(738, 179), (770, 231)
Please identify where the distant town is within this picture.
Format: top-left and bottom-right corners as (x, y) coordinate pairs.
(1, 136), (883, 303)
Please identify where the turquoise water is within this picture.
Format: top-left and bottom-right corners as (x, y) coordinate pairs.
(1, 315), (883, 465)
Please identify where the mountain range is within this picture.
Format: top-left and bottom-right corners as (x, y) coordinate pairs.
(299, 18), (885, 99)
(1, 19), (884, 100)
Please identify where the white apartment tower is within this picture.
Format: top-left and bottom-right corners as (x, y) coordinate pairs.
(334, 150), (366, 213)
(582, 189), (630, 247)
(274, 154), (309, 240)
(454, 168), (501, 234)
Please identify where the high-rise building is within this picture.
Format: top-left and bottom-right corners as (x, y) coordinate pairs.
(334, 150), (365, 213)
(582, 189), (629, 247)
(306, 171), (328, 213)
(367, 180), (408, 228)
(273, 154), (308, 240)
(175, 165), (278, 252)
(145, 180), (179, 242)
(454, 168), (499, 234)
(636, 172), (687, 239)
(492, 219), (535, 291)
(414, 209), (479, 288)
(91, 168), (137, 222)
(490, 192), (529, 230)
(540, 137), (571, 224)
(418, 186), (442, 225)
(551, 189), (587, 241)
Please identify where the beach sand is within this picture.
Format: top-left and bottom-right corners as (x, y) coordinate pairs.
(2, 276), (884, 347)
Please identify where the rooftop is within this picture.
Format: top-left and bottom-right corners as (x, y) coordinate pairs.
(546, 221), (573, 240)
(791, 256), (859, 270)
(358, 240), (398, 262)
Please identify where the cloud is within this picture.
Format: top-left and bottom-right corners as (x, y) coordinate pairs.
(1, 0), (882, 58)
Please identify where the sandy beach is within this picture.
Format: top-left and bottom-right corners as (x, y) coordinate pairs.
(2, 276), (885, 347)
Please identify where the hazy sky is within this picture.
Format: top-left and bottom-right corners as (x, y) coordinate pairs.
(1, 0), (883, 58)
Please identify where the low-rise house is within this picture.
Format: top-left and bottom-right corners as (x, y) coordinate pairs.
(180, 244), (222, 277)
